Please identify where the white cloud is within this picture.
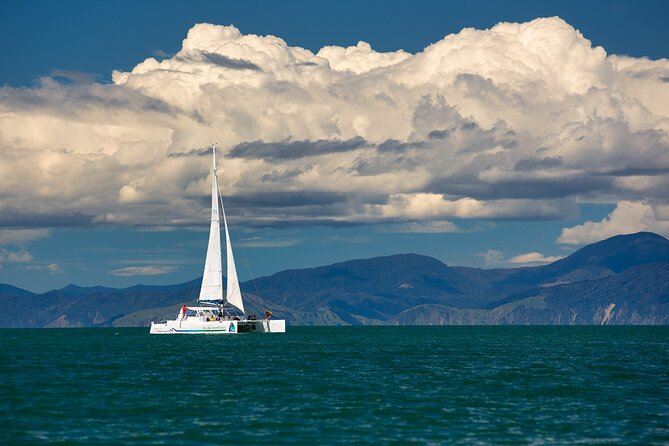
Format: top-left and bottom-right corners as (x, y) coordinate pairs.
(316, 41), (411, 74)
(509, 252), (564, 264)
(24, 262), (64, 274)
(368, 194), (577, 221)
(480, 250), (504, 266)
(46, 263), (62, 274)
(0, 229), (50, 246)
(1, 18), (669, 230)
(558, 200), (669, 245)
(237, 237), (301, 248)
(479, 249), (563, 266)
(0, 249), (32, 263)
(110, 265), (178, 276)
(389, 221), (461, 233)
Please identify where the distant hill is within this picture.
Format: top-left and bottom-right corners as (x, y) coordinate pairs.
(1, 232), (668, 327)
(0, 279), (203, 328)
(496, 231), (669, 287)
(0, 283), (34, 297)
(248, 253), (481, 323)
(390, 262), (669, 325)
(55, 284), (119, 296)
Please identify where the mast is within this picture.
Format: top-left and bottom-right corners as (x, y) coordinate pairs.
(198, 145), (223, 302)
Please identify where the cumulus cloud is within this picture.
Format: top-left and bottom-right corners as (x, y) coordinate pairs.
(0, 249), (32, 263)
(558, 200), (669, 244)
(47, 263), (63, 274)
(24, 262), (63, 274)
(509, 252), (565, 264)
(480, 250), (504, 266)
(0, 229), (50, 245)
(110, 266), (178, 276)
(479, 249), (563, 266)
(317, 41), (411, 74)
(1, 18), (669, 230)
(368, 194), (577, 221)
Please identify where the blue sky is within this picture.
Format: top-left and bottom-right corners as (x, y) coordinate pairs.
(1, 0), (668, 292)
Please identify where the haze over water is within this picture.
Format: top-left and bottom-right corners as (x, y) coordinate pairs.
(2, 326), (668, 444)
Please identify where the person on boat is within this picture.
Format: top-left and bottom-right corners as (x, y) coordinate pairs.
(217, 309), (224, 321)
(179, 305), (187, 321)
(264, 309), (272, 320)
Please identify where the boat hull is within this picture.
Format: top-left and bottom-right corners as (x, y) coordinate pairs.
(149, 319), (285, 334)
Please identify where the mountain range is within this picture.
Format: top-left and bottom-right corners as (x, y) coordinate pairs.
(2, 232), (668, 327)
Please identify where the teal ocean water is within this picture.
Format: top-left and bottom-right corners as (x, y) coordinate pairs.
(1, 326), (668, 444)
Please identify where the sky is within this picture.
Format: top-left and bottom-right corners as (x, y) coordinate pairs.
(1, 0), (669, 292)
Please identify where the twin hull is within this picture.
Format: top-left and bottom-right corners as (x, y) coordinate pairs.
(150, 319), (285, 334)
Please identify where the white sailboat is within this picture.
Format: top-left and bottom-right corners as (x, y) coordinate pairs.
(150, 146), (285, 334)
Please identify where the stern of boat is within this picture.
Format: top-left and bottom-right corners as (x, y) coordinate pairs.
(238, 319), (285, 333)
(150, 322), (171, 334)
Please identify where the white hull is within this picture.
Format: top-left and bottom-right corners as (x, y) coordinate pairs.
(150, 318), (285, 334)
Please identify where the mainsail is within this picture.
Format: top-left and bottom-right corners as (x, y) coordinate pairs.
(198, 146), (244, 313)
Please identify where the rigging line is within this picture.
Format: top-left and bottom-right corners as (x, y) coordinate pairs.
(238, 234), (267, 313)
(216, 175), (268, 314)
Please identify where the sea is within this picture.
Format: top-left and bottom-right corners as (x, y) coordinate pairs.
(1, 326), (668, 445)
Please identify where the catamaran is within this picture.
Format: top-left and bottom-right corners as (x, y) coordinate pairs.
(150, 145), (285, 334)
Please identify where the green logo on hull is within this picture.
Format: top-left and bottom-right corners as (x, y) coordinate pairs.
(229, 322), (235, 333)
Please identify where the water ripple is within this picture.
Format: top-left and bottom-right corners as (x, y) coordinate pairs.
(1, 326), (668, 444)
